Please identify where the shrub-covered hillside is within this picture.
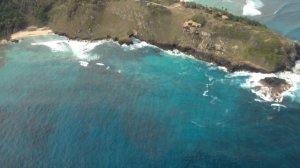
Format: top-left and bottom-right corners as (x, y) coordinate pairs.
(0, 0), (106, 38)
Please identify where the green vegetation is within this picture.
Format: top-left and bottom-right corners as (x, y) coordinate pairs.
(181, 1), (264, 27)
(147, 5), (171, 16)
(0, 3), (23, 24)
(213, 26), (251, 41)
(0, 0), (107, 37)
(31, 0), (64, 23)
(147, 0), (179, 5)
(191, 13), (206, 25)
(34, 7), (49, 23)
(225, 13), (264, 27)
(181, 1), (203, 9)
(246, 35), (283, 65)
(0, 1), (26, 38)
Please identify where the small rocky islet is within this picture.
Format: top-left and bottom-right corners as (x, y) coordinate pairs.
(258, 77), (292, 102)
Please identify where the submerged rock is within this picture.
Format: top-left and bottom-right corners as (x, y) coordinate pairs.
(0, 56), (5, 67)
(10, 39), (19, 43)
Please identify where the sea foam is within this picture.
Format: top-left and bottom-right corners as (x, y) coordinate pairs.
(123, 39), (300, 104)
(79, 61), (89, 67)
(31, 35), (300, 103)
(243, 0), (263, 16)
(31, 40), (69, 52)
(31, 37), (109, 60)
(121, 40), (154, 51)
(96, 63), (105, 66)
(227, 61), (300, 103)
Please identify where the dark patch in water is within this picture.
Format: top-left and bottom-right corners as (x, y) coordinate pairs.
(25, 109), (56, 148)
(0, 57), (4, 67)
(122, 109), (170, 160)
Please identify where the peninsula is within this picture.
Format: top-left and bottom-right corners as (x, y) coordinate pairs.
(1, 0), (300, 73)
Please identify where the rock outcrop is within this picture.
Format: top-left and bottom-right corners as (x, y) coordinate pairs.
(258, 77), (291, 102)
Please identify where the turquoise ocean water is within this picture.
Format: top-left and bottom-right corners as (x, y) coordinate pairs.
(0, 34), (300, 167)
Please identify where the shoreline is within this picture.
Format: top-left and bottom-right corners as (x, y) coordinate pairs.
(143, 39), (272, 73)
(52, 31), (300, 103)
(4, 26), (299, 74)
(54, 31), (288, 73)
(9, 26), (53, 41)
(6, 27), (297, 74)
(3, 27), (299, 103)
(2, 0), (299, 74)
(0, 26), (53, 45)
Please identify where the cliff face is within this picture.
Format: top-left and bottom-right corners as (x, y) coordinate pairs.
(2, 0), (300, 73)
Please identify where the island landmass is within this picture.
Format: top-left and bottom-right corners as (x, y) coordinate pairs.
(1, 0), (300, 74)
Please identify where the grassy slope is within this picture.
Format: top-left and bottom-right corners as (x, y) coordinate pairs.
(2, 0), (297, 72)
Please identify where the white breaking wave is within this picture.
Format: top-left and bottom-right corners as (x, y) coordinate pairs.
(31, 35), (300, 103)
(243, 0), (264, 16)
(271, 103), (287, 108)
(120, 39), (300, 104)
(227, 61), (300, 103)
(254, 98), (267, 103)
(31, 37), (109, 60)
(121, 40), (153, 51)
(229, 72), (278, 101)
(203, 89), (209, 96)
(31, 40), (69, 52)
(96, 62), (105, 66)
(79, 61), (89, 67)
(164, 49), (196, 60)
(66, 40), (106, 60)
(167, 47), (300, 103)
(31, 37), (112, 69)
(271, 103), (287, 111)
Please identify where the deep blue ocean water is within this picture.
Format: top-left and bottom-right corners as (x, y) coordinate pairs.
(0, 34), (300, 167)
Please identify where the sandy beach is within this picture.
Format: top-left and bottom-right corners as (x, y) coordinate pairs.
(0, 26), (53, 45)
(10, 26), (53, 41)
(0, 39), (8, 45)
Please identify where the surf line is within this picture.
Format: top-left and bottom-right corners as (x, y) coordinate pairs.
(243, 0), (264, 16)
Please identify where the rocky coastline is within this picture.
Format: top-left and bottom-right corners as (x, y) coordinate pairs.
(142, 39), (273, 73)
(54, 31), (300, 74)
(1, 0), (300, 103)
(52, 30), (299, 102)
(1, 26), (298, 102)
(1, 0), (300, 74)
(2, 24), (300, 74)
